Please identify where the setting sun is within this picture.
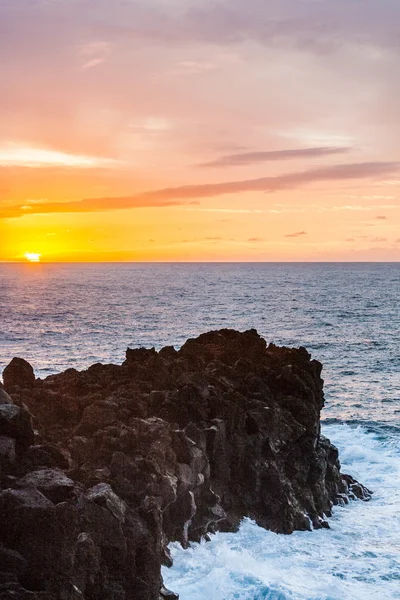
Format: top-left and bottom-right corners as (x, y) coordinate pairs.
(24, 252), (41, 263)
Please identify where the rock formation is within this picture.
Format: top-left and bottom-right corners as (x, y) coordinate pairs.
(0, 329), (371, 599)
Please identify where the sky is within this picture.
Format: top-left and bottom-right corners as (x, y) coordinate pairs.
(1, 0), (400, 262)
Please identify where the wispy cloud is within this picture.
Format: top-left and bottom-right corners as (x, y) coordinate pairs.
(186, 208), (264, 214)
(170, 60), (218, 76)
(79, 41), (110, 70)
(199, 146), (351, 168)
(284, 231), (307, 238)
(140, 161), (400, 199)
(0, 146), (119, 168)
(81, 58), (105, 70)
(58, 0), (400, 52)
(2, 161), (399, 219)
(0, 197), (198, 220)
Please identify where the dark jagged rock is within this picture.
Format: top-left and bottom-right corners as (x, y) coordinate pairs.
(0, 329), (371, 599)
(0, 384), (13, 405)
(3, 358), (35, 393)
(0, 405), (35, 454)
(16, 468), (75, 503)
(342, 473), (372, 501)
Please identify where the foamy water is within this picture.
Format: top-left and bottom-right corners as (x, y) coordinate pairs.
(1, 263), (399, 598)
(163, 423), (400, 600)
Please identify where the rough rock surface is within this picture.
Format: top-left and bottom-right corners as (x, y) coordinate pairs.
(0, 329), (371, 600)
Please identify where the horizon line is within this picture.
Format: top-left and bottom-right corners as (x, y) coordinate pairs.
(1, 260), (400, 265)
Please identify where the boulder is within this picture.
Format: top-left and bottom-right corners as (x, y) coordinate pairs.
(0, 386), (13, 406)
(0, 405), (34, 452)
(159, 586), (179, 599)
(16, 468), (75, 503)
(74, 401), (119, 435)
(3, 359), (35, 392)
(0, 546), (27, 576)
(0, 436), (16, 467)
(342, 474), (372, 501)
(86, 483), (126, 523)
(24, 444), (70, 470)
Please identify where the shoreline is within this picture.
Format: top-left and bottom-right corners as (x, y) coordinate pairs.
(1, 329), (371, 599)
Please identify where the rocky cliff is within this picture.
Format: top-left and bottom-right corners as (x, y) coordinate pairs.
(0, 329), (371, 599)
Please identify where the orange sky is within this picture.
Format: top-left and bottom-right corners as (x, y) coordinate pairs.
(1, 0), (399, 262)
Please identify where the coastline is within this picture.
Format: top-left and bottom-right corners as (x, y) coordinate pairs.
(0, 330), (371, 599)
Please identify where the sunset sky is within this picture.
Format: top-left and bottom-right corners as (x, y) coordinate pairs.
(1, 0), (400, 262)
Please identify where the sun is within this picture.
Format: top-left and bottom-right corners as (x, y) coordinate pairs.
(24, 252), (42, 263)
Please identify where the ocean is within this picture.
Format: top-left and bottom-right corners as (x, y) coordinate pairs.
(1, 262), (399, 599)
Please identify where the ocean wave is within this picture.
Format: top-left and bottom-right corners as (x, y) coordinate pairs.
(322, 418), (400, 441)
(163, 423), (400, 600)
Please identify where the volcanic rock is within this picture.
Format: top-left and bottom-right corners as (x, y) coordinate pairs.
(3, 358), (35, 392)
(16, 468), (75, 503)
(0, 405), (35, 453)
(0, 329), (371, 599)
(0, 384), (13, 405)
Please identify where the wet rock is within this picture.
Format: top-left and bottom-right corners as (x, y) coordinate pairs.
(311, 515), (330, 530)
(342, 474), (372, 501)
(159, 586), (179, 599)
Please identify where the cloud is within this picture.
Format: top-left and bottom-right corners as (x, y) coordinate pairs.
(284, 231), (307, 238)
(80, 41), (110, 56)
(345, 234), (390, 243)
(2, 160), (400, 219)
(0, 198), (198, 220)
(135, 161), (400, 200)
(199, 146), (351, 168)
(79, 40), (110, 70)
(0, 146), (119, 168)
(375, 215), (387, 220)
(80, 58), (105, 70)
(186, 208), (264, 213)
(170, 61), (219, 76)
(62, 0), (400, 52)
(2, 0), (400, 177)
(248, 237), (265, 242)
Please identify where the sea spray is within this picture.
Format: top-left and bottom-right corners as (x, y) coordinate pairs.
(163, 423), (400, 600)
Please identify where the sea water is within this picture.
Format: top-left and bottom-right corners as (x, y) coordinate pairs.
(1, 263), (399, 599)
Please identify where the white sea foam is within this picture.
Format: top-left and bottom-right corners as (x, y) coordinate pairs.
(163, 423), (400, 600)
